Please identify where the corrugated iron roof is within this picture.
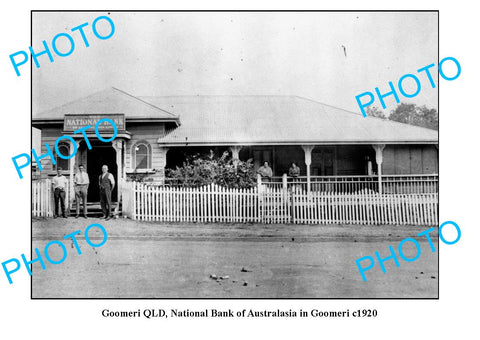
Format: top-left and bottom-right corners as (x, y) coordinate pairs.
(139, 95), (438, 145)
(33, 87), (179, 122)
(33, 89), (438, 145)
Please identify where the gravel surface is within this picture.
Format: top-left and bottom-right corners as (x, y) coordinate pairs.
(32, 217), (439, 298)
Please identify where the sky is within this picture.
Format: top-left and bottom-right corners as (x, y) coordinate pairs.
(32, 11), (438, 116)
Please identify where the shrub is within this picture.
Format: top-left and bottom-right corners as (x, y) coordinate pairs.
(165, 150), (256, 188)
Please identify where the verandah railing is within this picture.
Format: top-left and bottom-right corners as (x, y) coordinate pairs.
(267, 174), (438, 194)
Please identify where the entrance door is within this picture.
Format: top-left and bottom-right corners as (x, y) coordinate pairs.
(87, 145), (117, 202)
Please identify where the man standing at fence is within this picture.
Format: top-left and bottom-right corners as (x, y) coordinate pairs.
(52, 167), (67, 218)
(99, 164), (115, 220)
(74, 164), (89, 218)
(257, 161), (273, 182)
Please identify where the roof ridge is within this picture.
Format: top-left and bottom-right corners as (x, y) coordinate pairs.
(35, 89), (106, 116)
(139, 94), (299, 99)
(110, 87), (178, 118)
(293, 95), (363, 116)
(35, 87), (179, 119)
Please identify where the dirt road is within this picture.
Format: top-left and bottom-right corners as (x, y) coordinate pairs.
(32, 218), (438, 298)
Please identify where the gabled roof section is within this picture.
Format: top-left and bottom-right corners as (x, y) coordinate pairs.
(33, 87), (179, 123)
(141, 95), (438, 145)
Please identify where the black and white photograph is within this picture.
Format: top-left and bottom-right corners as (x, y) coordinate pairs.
(30, 11), (440, 299)
(3, 0), (480, 338)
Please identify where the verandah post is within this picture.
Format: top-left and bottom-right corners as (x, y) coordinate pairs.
(372, 144), (386, 194)
(68, 139), (80, 212)
(257, 173), (263, 222)
(301, 145), (314, 197)
(230, 145), (242, 169)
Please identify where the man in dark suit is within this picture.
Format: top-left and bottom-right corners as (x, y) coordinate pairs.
(99, 164), (115, 220)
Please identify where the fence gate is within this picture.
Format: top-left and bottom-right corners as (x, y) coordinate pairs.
(258, 186), (291, 223)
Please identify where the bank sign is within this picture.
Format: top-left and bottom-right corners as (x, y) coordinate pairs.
(64, 114), (125, 132)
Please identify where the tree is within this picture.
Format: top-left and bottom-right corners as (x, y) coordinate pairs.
(365, 106), (387, 119)
(389, 103), (438, 130)
(417, 105), (438, 130)
(165, 150), (257, 188)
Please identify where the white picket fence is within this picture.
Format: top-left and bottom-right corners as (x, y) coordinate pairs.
(126, 182), (261, 222)
(291, 191), (438, 225)
(32, 179), (72, 217)
(127, 182), (438, 225)
(32, 178), (438, 225)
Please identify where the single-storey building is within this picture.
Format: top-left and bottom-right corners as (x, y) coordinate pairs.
(32, 87), (438, 204)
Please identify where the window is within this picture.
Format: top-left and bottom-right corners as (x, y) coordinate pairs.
(133, 142), (151, 170)
(55, 144), (70, 170)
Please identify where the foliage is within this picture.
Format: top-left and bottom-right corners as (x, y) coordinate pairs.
(128, 171), (150, 182)
(165, 150), (257, 188)
(365, 106), (387, 119)
(389, 103), (438, 130)
(366, 103), (438, 130)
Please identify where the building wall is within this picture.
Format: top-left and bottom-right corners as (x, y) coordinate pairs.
(335, 145), (376, 176)
(38, 126), (63, 175)
(36, 122), (438, 180)
(125, 123), (166, 181)
(273, 146), (304, 176)
(36, 123), (168, 181)
(242, 145), (376, 177)
(382, 145), (438, 175)
(241, 144), (436, 176)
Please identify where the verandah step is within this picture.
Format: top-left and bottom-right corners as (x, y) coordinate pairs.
(67, 202), (121, 217)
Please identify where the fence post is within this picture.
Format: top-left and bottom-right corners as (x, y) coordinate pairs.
(257, 174), (264, 222)
(48, 179), (53, 217)
(291, 188), (295, 223)
(132, 181), (136, 220)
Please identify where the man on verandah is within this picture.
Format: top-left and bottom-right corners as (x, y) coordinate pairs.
(288, 162), (300, 180)
(74, 164), (89, 218)
(257, 161), (273, 182)
(99, 164), (115, 220)
(52, 167), (68, 218)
